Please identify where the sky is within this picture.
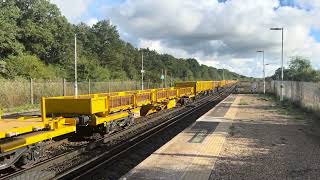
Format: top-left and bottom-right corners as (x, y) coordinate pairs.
(51, 0), (320, 77)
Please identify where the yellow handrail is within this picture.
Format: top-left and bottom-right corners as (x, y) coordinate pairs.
(41, 97), (47, 125)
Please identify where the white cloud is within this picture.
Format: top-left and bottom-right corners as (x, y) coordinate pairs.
(86, 17), (98, 27)
(50, 0), (93, 23)
(105, 0), (320, 77)
(138, 39), (192, 58)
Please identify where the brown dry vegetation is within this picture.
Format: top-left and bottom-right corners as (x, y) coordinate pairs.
(0, 79), (160, 110)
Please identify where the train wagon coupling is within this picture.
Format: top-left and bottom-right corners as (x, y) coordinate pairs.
(0, 80), (237, 172)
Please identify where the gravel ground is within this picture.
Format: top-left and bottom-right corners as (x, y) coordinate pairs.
(210, 94), (320, 180)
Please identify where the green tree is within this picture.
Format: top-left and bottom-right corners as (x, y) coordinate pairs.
(271, 56), (320, 82)
(0, 0), (24, 58)
(16, 0), (73, 64)
(5, 54), (57, 79)
(0, 0), (244, 82)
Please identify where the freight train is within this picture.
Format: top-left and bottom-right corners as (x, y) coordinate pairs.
(0, 80), (236, 170)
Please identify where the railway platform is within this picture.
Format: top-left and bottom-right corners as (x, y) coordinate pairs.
(121, 94), (240, 180)
(122, 94), (320, 180)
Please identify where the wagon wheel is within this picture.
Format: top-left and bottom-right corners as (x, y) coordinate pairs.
(105, 122), (117, 134)
(0, 148), (27, 170)
(19, 145), (42, 169)
(105, 122), (112, 134)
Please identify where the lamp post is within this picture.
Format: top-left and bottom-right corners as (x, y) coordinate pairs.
(256, 50), (265, 94)
(270, 27), (284, 101)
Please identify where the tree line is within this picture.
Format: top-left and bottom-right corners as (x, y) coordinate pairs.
(0, 0), (245, 83)
(270, 56), (320, 82)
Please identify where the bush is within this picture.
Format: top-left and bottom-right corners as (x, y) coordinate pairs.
(4, 54), (58, 79)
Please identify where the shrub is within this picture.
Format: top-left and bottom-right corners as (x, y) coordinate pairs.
(4, 54), (57, 79)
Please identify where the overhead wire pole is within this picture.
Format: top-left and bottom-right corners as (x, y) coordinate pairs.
(74, 34), (78, 96)
(257, 50), (265, 94)
(141, 51), (144, 90)
(270, 27), (284, 101)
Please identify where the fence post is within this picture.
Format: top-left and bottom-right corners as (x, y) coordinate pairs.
(63, 78), (66, 96)
(148, 79), (150, 89)
(108, 81), (111, 93)
(88, 79), (91, 94)
(30, 78), (34, 105)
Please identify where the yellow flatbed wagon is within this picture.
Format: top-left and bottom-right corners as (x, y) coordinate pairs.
(0, 118), (76, 153)
(0, 80), (237, 170)
(0, 99), (76, 170)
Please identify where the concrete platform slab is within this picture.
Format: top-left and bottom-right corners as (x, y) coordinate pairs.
(121, 94), (240, 180)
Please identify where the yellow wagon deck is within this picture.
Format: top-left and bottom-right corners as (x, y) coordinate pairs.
(0, 116), (76, 152)
(0, 117), (45, 139)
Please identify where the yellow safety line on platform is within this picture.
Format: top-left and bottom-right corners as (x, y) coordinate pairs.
(180, 95), (240, 180)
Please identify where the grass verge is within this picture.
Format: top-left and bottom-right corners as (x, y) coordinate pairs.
(2, 104), (39, 114)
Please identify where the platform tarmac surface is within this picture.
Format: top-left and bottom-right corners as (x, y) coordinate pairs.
(121, 94), (239, 180)
(121, 94), (320, 180)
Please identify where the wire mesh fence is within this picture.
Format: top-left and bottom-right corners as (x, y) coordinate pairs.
(0, 79), (160, 109)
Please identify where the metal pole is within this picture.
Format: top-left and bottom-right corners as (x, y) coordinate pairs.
(74, 34), (78, 96)
(30, 78), (34, 105)
(165, 69), (167, 88)
(270, 27), (285, 100)
(141, 51), (144, 90)
(281, 28), (284, 101)
(263, 51), (265, 94)
(63, 78), (66, 96)
(108, 81), (111, 93)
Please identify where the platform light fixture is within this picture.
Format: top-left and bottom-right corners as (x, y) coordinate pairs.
(270, 27), (284, 101)
(256, 50), (265, 94)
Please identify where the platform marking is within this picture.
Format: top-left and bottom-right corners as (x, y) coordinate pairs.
(121, 94), (240, 180)
(188, 129), (208, 143)
(180, 95), (240, 180)
(188, 122), (219, 143)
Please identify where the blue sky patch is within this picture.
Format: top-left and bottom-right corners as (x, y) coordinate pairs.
(278, 0), (312, 11)
(279, 0), (294, 7)
(81, 0), (125, 23)
(310, 28), (320, 42)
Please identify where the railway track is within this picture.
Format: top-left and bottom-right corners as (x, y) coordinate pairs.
(1, 86), (235, 180)
(58, 86), (235, 180)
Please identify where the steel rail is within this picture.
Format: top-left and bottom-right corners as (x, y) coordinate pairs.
(2, 85), (235, 180)
(56, 86), (235, 180)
